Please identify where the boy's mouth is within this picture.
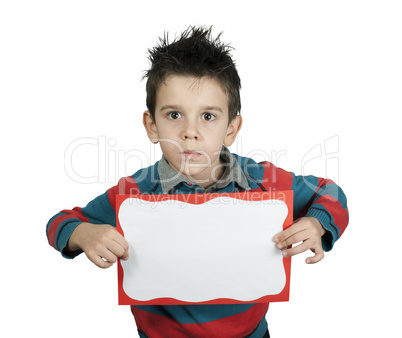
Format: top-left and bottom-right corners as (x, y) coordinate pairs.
(181, 150), (202, 159)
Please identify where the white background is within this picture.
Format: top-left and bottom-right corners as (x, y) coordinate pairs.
(1, 1), (401, 337)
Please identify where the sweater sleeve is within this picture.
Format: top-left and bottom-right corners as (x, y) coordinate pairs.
(260, 161), (348, 252)
(291, 173), (348, 251)
(46, 176), (140, 259)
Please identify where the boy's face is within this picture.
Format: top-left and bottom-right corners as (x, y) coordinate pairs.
(143, 75), (242, 188)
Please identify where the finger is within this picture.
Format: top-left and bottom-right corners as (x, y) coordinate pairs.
(282, 240), (311, 258)
(111, 232), (130, 259)
(107, 240), (127, 259)
(86, 252), (114, 269)
(99, 247), (118, 265)
(276, 230), (309, 249)
(118, 239), (130, 260)
(274, 219), (306, 244)
(112, 239), (129, 260)
(306, 248), (325, 264)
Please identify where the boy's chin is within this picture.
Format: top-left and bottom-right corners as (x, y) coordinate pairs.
(181, 168), (205, 181)
(178, 160), (223, 185)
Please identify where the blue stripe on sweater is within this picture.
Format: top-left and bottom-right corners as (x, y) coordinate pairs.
(80, 192), (116, 226)
(291, 174), (319, 216)
(306, 203), (340, 251)
(46, 212), (68, 232)
(312, 183), (348, 209)
(133, 162), (160, 194)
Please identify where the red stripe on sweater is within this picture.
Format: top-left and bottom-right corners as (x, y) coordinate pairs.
(47, 207), (89, 249)
(108, 176), (141, 212)
(131, 303), (269, 338)
(261, 161), (293, 191)
(314, 195), (348, 236)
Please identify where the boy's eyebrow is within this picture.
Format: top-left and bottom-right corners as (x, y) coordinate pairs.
(159, 105), (224, 113)
(160, 105), (181, 111)
(203, 106), (224, 113)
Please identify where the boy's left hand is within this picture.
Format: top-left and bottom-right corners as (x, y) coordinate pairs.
(274, 217), (326, 264)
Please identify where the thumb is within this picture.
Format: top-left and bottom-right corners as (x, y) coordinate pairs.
(306, 247), (324, 264)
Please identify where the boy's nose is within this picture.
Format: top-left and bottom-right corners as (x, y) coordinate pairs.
(182, 120), (199, 140)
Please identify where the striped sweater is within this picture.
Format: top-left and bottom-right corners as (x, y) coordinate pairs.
(46, 153), (348, 338)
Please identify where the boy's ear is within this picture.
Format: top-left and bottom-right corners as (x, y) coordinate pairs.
(224, 115), (242, 147)
(143, 111), (159, 144)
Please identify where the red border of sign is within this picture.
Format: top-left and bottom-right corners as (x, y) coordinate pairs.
(116, 190), (293, 305)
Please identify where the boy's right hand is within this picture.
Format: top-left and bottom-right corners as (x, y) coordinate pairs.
(67, 222), (129, 269)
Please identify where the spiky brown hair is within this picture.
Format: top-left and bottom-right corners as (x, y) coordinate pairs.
(143, 26), (241, 123)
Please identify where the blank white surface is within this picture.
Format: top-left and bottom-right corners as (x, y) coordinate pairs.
(118, 197), (288, 302)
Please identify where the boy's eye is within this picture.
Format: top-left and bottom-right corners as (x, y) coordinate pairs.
(167, 111), (181, 120)
(202, 112), (216, 121)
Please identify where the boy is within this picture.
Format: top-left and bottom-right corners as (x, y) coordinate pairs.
(46, 26), (348, 338)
